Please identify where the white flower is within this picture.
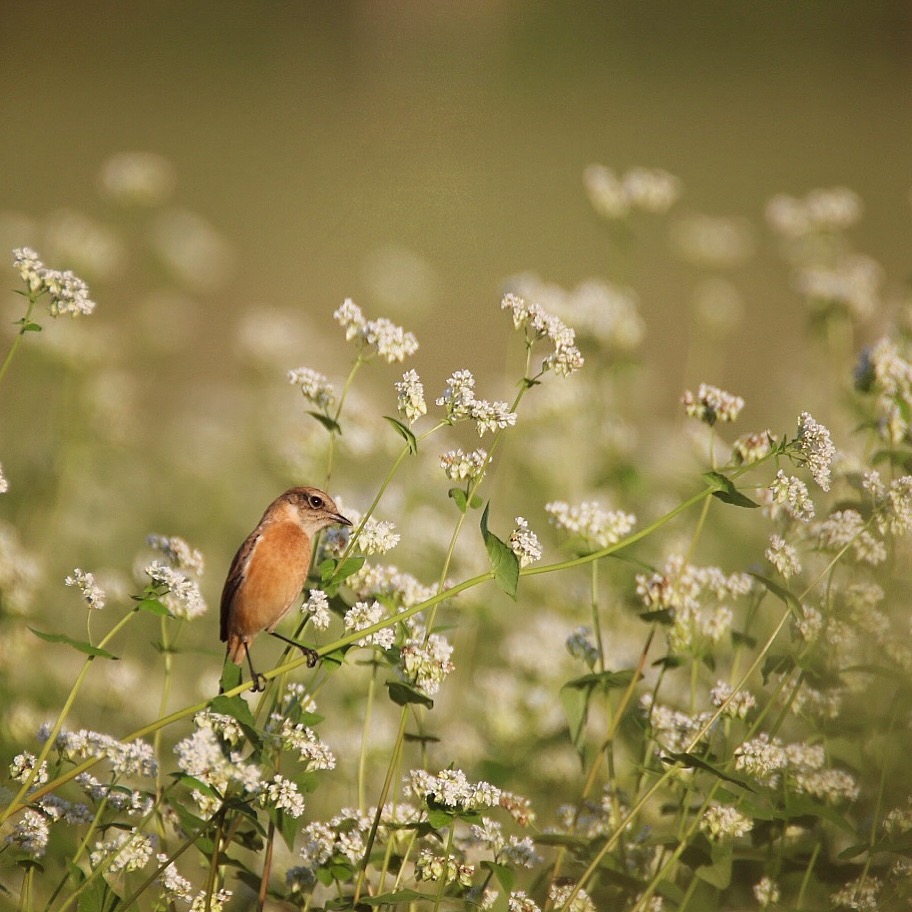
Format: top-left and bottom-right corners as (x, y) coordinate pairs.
(395, 369), (427, 423)
(65, 568), (106, 610)
(0, 463), (7, 494)
(356, 518), (400, 555)
(401, 633), (455, 695)
(546, 500), (636, 548)
(508, 516), (542, 566)
(440, 448), (488, 481)
(302, 589), (332, 629)
(682, 383), (744, 425)
(343, 600), (394, 649)
(144, 561), (206, 619)
(260, 775), (306, 817)
(700, 805), (752, 842)
(765, 534), (801, 578)
(5, 809), (50, 858)
(334, 299), (418, 362)
(768, 471), (815, 523)
(288, 367), (336, 410)
(12, 248), (97, 317)
(796, 412), (835, 491)
(146, 534), (205, 575)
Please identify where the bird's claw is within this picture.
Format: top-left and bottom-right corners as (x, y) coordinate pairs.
(251, 672), (268, 693)
(300, 646), (319, 668)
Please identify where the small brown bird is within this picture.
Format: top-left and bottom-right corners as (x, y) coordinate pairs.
(220, 486), (352, 691)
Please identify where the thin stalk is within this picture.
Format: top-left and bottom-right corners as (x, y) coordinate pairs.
(0, 294), (38, 390)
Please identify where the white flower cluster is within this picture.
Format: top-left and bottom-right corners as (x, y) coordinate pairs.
(508, 892), (542, 912)
(8, 752), (48, 785)
(565, 626), (599, 668)
(144, 560), (207, 619)
(500, 292), (584, 376)
(356, 517), (400, 555)
(395, 369), (427, 423)
(765, 534), (802, 579)
(259, 774), (306, 817)
(273, 718), (336, 769)
(732, 430), (775, 464)
(467, 818), (541, 867)
(400, 632), (455, 695)
(855, 337), (912, 445)
(405, 767), (501, 813)
(348, 562), (435, 609)
(831, 875), (881, 912)
(734, 734), (859, 802)
(53, 729), (157, 777)
(584, 164), (681, 219)
(796, 411), (835, 491)
(292, 808), (374, 878)
(815, 510), (885, 566)
(415, 849), (474, 887)
(90, 830), (155, 873)
(288, 366), (336, 410)
(548, 881), (597, 912)
(301, 588), (332, 629)
(343, 600), (394, 649)
(710, 681), (757, 720)
(795, 253), (882, 321)
(508, 516), (542, 567)
(13, 247), (97, 317)
(754, 876), (780, 908)
(436, 370), (517, 436)
(700, 804), (753, 842)
(639, 694), (712, 755)
(4, 809), (50, 858)
(767, 470), (816, 523)
(865, 471), (912, 537)
(545, 500), (636, 549)
(0, 463), (7, 494)
(146, 534), (205, 575)
(64, 568), (106, 610)
(173, 724), (261, 811)
(681, 383), (744, 425)
(333, 298), (419, 362)
(765, 186), (862, 237)
(440, 447), (488, 481)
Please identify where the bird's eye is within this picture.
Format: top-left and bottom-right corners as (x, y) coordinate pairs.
(309, 495), (324, 510)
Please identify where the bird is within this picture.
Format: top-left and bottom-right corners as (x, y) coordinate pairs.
(220, 486), (352, 692)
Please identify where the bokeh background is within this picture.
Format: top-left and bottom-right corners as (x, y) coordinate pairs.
(1, 0), (911, 712)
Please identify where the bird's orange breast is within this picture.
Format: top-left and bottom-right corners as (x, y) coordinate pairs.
(227, 521), (313, 639)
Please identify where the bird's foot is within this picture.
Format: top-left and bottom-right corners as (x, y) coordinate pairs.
(250, 672), (268, 693)
(298, 645), (319, 668)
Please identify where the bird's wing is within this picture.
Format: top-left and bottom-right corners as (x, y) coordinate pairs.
(220, 528), (261, 642)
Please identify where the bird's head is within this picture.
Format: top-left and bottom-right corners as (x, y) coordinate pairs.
(281, 486), (352, 533)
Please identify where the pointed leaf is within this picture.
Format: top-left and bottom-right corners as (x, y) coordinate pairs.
(359, 891), (437, 906)
(386, 681), (434, 709)
(448, 487), (469, 513)
(564, 669), (639, 690)
(703, 471), (760, 508)
(209, 693), (258, 735)
(28, 627), (118, 660)
(560, 681), (590, 753)
(480, 503), (519, 598)
(136, 597), (170, 617)
(661, 752), (755, 791)
(750, 572), (803, 619)
(307, 411), (341, 434)
(482, 860), (516, 892)
(384, 416), (418, 454)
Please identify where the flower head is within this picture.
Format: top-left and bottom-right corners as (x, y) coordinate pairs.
(509, 517), (542, 566)
(65, 568), (106, 610)
(333, 298), (418, 362)
(682, 383), (744, 425)
(795, 412), (835, 491)
(13, 248), (96, 317)
(395, 369), (427, 423)
(288, 367), (336, 411)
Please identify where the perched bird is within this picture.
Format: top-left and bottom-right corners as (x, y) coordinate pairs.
(220, 486), (352, 691)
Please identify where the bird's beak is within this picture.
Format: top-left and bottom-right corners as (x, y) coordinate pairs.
(333, 513), (353, 527)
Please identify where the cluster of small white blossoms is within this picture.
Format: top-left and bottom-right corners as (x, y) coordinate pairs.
(508, 891), (542, 912)
(173, 718), (261, 812)
(13, 247), (97, 317)
(466, 818), (542, 868)
(268, 716), (336, 769)
(4, 809), (50, 857)
(815, 509), (886, 565)
(545, 500), (636, 549)
(90, 830), (156, 874)
(754, 876), (781, 908)
(144, 560), (207, 619)
(765, 187), (863, 238)
(343, 599), (394, 649)
(301, 588), (332, 629)
(405, 768), (501, 813)
(415, 849), (475, 887)
(50, 728), (157, 777)
(347, 562), (436, 609)
(395, 368), (427, 424)
(0, 463), (8, 494)
(864, 470), (912, 537)
(500, 292), (584, 376)
(147, 533), (205, 575)
(548, 882), (597, 912)
(289, 807), (375, 881)
(767, 470), (816, 523)
(795, 252), (882, 321)
(854, 337), (912, 444)
(710, 680), (757, 720)
(334, 298), (419, 362)
(700, 804), (753, 842)
(681, 383), (744, 425)
(64, 567), (106, 610)
(732, 429), (775, 464)
(509, 516), (542, 567)
(8, 751), (48, 785)
(831, 874), (881, 912)
(566, 626), (600, 668)
(636, 555), (751, 654)
(734, 734), (859, 802)
(765, 533), (802, 579)
(259, 774), (307, 818)
(440, 447), (488, 481)
(583, 163), (681, 219)
(639, 693), (712, 755)
(400, 631), (455, 695)
(287, 366), (336, 411)
(436, 369), (517, 436)
(75, 772), (150, 817)
(356, 517), (400, 555)
(883, 796), (912, 836)
(795, 411), (835, 490)
(507, 273), (645, 351)
(156, 852), (232, 909)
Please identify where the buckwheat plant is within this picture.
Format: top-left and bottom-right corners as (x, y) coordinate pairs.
(3, 166), (912, 912)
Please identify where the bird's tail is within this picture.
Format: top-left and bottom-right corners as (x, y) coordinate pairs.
(225, 635), (247, 665)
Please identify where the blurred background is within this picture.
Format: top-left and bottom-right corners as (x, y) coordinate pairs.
(1, 0), (911, 726)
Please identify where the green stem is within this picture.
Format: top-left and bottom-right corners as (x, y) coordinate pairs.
(0, 293), (38, 391)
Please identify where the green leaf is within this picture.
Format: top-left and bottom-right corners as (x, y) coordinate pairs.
(782, 793), (857, 835)
(560, 681), (589, 754)
(359, 891), (437, 906)
(661, 752), (755, 791)
(640, 608), (674, 625)
(730, 629), (757, 648)
(136, 597), (170, 617)
(695, 843), (732, 889)
(480, 503), (519, 599)
(219, 661), (242, 693)
(427, 808), (454, 829)
(762, 653), (795, 683)
(563, 669), (639, 691)
(322, 556), (365, 586)
(209, 693), (258, 736)
(19, 321), (42, 333)
(307, 411), (342, 434)
(386, 681), (434, 709)
(703, 471), (760, 508)
(275, 807), (302, 851)
(482, 860), (515, 892)
(384, 416), (418, 454)
(28, 627), (118, 660)
(750, 572), (803, 619)
(172, 774), (221, 799)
